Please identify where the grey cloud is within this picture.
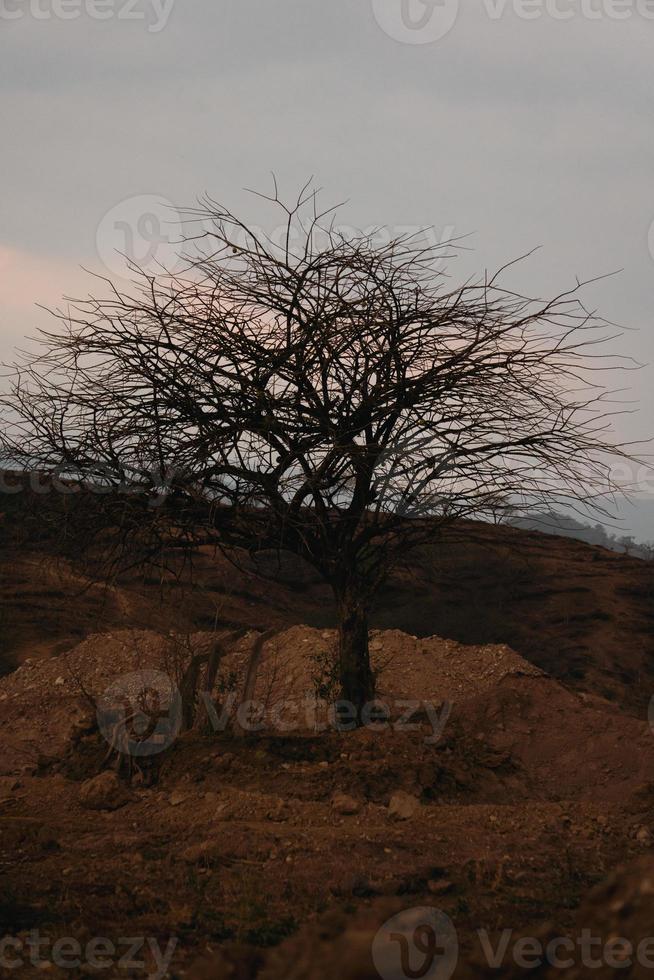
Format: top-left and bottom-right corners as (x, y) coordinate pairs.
(0, 0), (653, 454)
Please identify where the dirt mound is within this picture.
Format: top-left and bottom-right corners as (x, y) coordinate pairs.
(449, 675), (654, 802)
(0, 625), (542, 774)
(3, 621), (654, 976)
(215, 625), (543, 708)
(3, 518), (654, 714)
(0, 628), (248, 773)
(2, 626), (651, 806)
(377, 523), (654, 715)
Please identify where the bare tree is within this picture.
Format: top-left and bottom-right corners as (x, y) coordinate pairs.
(0, 183), (638, 714)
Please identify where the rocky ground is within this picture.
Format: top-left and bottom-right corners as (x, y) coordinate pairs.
(2, 618), (654, 978)
(2, 524), (654, 978)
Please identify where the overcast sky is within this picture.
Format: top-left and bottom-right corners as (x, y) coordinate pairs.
(1, 0), (653, 529)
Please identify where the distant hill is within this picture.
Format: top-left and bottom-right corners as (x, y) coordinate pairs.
(509, 507), (654, 560)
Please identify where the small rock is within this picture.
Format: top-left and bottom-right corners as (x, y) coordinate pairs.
(54, 677), (65, 686)
(79, 771), (130, 812)
(636, 825), (652, 844)
(331, 792), (361, 816)
(266, 804), (289, 823)
(169, 790), (188, 807)
(388, 791), (420, 822)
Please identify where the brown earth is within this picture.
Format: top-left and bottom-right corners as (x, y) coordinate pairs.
(3, 520), (654, 712)
(1, 523), (654, 978)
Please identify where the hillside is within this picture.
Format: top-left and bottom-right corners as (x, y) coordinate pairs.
(2, 518), (653, 711)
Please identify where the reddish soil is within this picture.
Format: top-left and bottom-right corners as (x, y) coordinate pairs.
(1, 523), (654, 978)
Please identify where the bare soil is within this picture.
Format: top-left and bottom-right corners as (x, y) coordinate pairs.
(2, 523), (654, 978)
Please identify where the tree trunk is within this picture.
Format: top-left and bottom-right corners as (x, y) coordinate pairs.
(336, 587), (375, 717)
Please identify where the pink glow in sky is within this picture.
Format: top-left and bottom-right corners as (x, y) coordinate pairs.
(0, 245), (91, 357)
